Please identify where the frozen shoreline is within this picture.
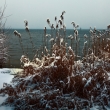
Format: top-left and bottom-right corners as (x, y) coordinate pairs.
(0, 68), (21, 110)
(0, 68), (23, 75)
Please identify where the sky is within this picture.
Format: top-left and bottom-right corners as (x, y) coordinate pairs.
(0, 0), (110, 29)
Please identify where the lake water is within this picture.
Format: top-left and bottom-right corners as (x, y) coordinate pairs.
(5, 29), (101, 68)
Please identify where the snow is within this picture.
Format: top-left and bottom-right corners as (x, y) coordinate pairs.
(0, 68), (23, 75)
(0, 69), (14, 110)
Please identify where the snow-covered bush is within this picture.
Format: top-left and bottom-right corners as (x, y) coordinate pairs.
(1, 11), (110, 109)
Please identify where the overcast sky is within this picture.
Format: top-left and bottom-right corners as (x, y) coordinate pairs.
(1, 0), (110, 29)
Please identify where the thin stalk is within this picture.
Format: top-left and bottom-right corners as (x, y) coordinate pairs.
(27, 31), (35, 54)
(76, 41), (77, 61)
(19, 38), (25, 54)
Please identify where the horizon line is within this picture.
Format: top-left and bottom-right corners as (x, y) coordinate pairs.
(9, 28), (107, 30)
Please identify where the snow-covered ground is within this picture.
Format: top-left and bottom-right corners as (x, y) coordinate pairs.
(0, 68), (20, 110)
(0, 68), (23, 75)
